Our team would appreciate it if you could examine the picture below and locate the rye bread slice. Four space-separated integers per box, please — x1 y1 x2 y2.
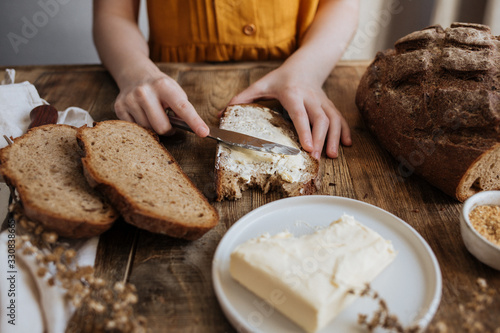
215 104 319 201
0 124 118 238
77 120 219 240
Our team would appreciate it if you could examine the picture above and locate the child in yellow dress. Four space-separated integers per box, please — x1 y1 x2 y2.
93 0 359 159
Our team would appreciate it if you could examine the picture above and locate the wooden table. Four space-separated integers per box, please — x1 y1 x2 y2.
3 61 499 332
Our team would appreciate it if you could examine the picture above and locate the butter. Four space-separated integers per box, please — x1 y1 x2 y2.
218 105 309 183
229 214 397 333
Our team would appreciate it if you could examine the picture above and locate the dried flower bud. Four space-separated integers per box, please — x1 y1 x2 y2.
19 218 29 230
22 246 36 255
105 320 117 330
101 289 113 302
75 266 94 279
64 249 76 262
476 277 487 291
20 235 30 242
42 232 58 244
89 300 106 313
53 246 65 257
34 225 44 235
56 263 67 273
72 297 82 308
93 278 106 288
114 282 126 293
27 221 37 230
43 253 57 264
113 302 124 311
37 267 48 278
125 293 138 304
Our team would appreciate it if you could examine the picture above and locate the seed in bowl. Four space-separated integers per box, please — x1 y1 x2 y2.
469 205 500 246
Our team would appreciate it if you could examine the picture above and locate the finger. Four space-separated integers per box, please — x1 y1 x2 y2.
324 103 351 158
308 105 329 160
280 98 314 153
340 117 352 147
117 95 150 128
153 79 209 137
229 82 268 105
114 101 135 123
125 84 172 134
325 113 342 159
168 98 209 137
136 92 173 135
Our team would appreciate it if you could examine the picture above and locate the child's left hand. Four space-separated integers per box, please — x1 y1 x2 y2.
229 65 352 160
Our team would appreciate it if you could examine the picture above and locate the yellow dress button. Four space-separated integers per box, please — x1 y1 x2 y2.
242 24 256 36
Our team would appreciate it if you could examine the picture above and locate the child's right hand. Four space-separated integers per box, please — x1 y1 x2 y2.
113 71 209 138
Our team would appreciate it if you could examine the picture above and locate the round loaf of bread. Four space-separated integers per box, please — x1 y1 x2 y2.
356 22 500 202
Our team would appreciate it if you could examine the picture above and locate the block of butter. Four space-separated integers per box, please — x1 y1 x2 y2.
229 214 397 333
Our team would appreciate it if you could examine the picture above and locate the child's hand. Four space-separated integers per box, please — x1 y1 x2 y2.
229 66 351 160
114 71 209 137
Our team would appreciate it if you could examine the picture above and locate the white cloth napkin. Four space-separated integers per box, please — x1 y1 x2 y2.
0 70 94 150
0 69 98 333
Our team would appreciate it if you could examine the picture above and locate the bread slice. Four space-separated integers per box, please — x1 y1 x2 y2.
215 104 319 201
0 125 118 238
77 120 219 240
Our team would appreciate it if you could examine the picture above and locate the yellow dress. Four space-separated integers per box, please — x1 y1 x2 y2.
147 0 319 62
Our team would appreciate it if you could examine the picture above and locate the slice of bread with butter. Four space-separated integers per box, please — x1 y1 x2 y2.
215 104 319 201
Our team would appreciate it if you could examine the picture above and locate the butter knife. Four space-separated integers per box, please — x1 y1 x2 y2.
166 112 300 155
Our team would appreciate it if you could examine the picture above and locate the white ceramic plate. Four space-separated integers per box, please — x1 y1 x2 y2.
212 196 442 333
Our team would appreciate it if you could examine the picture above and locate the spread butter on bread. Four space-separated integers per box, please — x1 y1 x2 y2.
0 125 118 238
77 120 219 240
215 104 319 201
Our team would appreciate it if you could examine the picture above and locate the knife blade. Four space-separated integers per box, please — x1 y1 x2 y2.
166 111 300 155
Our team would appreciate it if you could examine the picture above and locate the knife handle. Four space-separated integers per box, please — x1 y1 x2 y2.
28 104 58 129
166 109 195 133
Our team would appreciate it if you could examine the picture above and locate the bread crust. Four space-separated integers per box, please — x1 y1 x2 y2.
77 120 219 240
215 104 319 201
356 23 500 201
0 124 118 238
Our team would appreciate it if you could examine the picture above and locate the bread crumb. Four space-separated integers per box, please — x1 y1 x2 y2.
469 205 500 246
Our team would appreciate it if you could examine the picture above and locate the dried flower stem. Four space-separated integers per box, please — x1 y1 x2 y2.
349 284 420 333
10 202 147 332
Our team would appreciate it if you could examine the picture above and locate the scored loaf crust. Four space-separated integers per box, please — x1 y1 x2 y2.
0 125 118 238
356 22 500 202
215 104 319 201
77 120 219 240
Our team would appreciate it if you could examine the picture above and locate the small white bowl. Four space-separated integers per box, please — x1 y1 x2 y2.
461 191 500 270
